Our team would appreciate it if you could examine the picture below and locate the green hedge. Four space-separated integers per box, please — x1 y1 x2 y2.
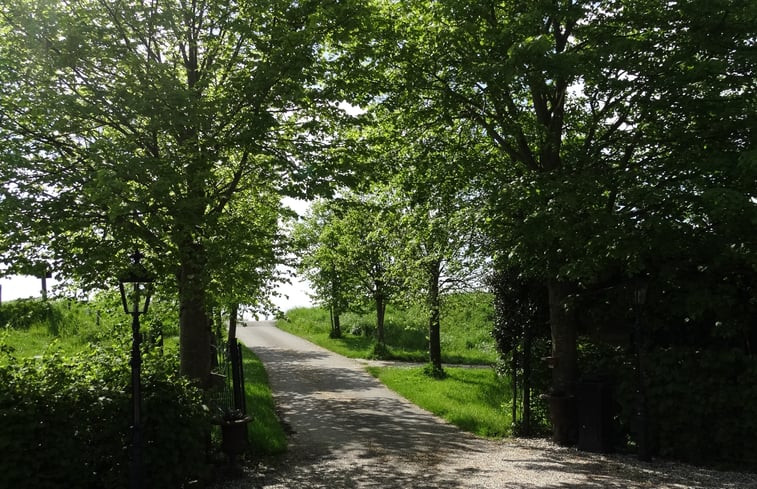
582 344 757 470
644 348 757 470
0 343 211 489
0 298 61 331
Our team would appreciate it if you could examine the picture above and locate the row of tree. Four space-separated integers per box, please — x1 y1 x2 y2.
1 0 755 450
0 0 367 384
292 182 484 372
295 0 756 446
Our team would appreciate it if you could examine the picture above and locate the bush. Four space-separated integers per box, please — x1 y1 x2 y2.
643 348 757 470
0 341 211 489
579 343 757 471
0 298 61 331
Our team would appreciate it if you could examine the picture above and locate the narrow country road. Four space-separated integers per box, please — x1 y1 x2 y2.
225 321 757 489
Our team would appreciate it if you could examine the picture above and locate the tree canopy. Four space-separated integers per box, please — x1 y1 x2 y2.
0 0 369 382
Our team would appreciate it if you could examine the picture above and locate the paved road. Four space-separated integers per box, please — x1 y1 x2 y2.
231 321 757 489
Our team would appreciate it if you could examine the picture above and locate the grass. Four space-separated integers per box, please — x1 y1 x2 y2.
241 345 288 455
1 298 288 456
274 295 510 441
0 299 106 360
366 365 512 438
277 292 497 365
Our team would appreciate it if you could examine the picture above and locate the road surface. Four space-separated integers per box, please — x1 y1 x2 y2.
225 321 756 489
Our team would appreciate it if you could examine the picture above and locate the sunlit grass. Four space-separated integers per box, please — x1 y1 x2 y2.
241 345 288 455
366 365 511 438
278 293 497 365
0 324 88 362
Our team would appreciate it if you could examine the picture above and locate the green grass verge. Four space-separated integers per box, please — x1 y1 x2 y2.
278 292 497 364
241 345 287 456
366 365 512 438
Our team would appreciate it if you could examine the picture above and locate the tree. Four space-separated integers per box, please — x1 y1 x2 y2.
366 0 624 441
293 199 355 338
296 192 406 351
357 0 756 443
0 0 365 383
398 188 485 376
369 110 489 375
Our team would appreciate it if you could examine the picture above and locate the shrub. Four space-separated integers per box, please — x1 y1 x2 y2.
579 343 757 471
0 341 211 489
643 347 757 470
0 298 60 331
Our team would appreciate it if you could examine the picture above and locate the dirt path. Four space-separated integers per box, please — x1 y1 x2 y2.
222 320 757 489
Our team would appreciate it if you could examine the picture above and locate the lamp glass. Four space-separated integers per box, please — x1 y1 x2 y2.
118 251 154 315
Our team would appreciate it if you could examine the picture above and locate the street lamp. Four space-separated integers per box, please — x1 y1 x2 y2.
119 250 154 489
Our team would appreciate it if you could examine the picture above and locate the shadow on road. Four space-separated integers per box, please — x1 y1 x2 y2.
249 345 482 459
230 323 757 489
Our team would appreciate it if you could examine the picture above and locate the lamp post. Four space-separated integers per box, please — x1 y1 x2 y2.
119 250 154 489
632 280 650 461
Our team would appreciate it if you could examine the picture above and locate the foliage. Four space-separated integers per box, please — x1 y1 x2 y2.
0 298 61 331
291 199 357 337
0 342 210 489
643 348 757 471
423 362 447 379
293 193 409 344
0 0 369 382
348 0 757 449
489 267 552 435
579 341 757 471
366 365 511 438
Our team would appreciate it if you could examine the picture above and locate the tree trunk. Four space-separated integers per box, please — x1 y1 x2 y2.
376 294 386 345
427 260 443 372
522 323 532 436
178 251 211 386
332 310 342 338
228 303 244 411
228 303 238 343
547 279 577 445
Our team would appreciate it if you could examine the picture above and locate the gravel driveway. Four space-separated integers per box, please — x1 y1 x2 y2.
215 320 757 489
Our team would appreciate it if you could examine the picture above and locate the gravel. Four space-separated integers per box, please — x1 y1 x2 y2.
210 321 757 489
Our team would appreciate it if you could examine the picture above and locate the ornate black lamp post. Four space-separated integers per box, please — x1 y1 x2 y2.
119 250 154 489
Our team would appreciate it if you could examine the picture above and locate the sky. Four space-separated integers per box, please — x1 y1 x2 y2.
1 198 315 314
0 271 313 314
0 274 54 303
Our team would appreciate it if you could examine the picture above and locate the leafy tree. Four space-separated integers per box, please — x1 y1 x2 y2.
357 0 756 443
372 113 489 375
0 0 365 383
296 192 406 350
293 199 355 338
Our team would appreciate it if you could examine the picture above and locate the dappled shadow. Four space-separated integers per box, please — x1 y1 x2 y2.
247 452 483 489
477 442 757 489
232 323 757 489
246 344 482 459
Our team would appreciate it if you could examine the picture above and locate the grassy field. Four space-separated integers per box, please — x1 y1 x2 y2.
277 292 497 364
366 365 512 438
0 298 109 360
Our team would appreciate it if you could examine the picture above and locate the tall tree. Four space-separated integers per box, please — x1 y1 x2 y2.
0 0 365 383
361 0 756 442
293 199 354 338
370 0 626 441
